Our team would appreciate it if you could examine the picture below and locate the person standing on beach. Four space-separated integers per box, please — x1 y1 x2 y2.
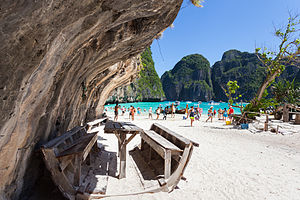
131 106 136 121
171 103 175 118
217 108 222 120
189 106 195 126
129 106 132 120
223 108 228 121
206 106 213 122
163 107 168 120
156 107 161 120
228 106 234 122
149 107 153 119
114 103 119 121
185 104 189 118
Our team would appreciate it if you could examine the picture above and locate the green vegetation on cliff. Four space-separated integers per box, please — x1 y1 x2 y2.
161 54 213 101
136 47 165 101
107 47 165 103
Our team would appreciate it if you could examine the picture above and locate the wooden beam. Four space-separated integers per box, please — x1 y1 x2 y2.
164 150 171 179
125 132 138 145
74 154 82 186
119 133 127 179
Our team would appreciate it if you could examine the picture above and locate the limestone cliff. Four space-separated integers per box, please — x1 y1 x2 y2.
161 54 213 101
0 1 183 199
106 47 165 103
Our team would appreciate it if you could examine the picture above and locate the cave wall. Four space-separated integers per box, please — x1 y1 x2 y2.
0 0 183 199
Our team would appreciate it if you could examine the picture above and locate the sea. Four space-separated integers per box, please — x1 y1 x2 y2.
105 101 245 114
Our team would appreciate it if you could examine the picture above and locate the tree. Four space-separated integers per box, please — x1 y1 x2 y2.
253 14 300 106
190 0 204 7
225 80 243 113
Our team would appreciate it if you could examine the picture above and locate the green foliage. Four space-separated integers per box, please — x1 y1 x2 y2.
272 79 300 105
224 80 241 105
136 47 165 101
254 14 300 104
190 0 204 7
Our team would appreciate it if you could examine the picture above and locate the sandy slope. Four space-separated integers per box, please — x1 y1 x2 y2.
99 112 300 200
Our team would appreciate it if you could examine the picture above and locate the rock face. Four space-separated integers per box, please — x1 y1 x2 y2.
211 49 300 101
0 0 182 199
161 54 213 101
211 50 266 101
106 47 165 103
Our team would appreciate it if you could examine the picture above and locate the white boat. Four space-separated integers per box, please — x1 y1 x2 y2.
208 100 220 105
175 101 180 106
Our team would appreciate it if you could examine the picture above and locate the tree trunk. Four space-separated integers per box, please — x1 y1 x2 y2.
253 70 281 106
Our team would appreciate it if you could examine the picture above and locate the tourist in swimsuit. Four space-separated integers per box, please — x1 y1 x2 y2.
185 104 189 118
189 106 195 126
206 106 213 122
223 108 228 121
156 107 161 120
131 106 136 121
171 103 175 118
114 103 119 121
228 106 234 122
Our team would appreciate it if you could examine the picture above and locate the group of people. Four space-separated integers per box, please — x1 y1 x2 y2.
205 106 234 123
112 103 234 126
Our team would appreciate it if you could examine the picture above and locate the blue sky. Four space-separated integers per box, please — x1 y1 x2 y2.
151 0 300 77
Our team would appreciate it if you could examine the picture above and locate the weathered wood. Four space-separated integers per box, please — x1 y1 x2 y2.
74 154 81 186
119 133 127 179
283 104 289 122
295 114 300 124
125 132 138 145
142 130 182 153
164 150 171 179
151 123 199 148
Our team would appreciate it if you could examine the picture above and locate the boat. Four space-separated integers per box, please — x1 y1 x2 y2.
208 100 220 105
198 101 202 104
175 101 180 106
186 101 192 104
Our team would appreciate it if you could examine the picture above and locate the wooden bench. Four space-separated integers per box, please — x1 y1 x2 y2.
42 126 98 188
140 123 199 180
86 117 108 132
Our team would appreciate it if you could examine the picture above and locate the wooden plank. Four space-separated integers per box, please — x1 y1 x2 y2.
113 122 122 129
143 130 182 152
104 121 115 133
56 134 96 158
125 132 138 145
151 123 199 147
42 126 83 148
141 131 167 158
82 133 98 161
119 133 127 179
164 150 171 179
74 154 81 187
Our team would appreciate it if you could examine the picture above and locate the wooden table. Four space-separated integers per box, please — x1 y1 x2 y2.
104 120 142 179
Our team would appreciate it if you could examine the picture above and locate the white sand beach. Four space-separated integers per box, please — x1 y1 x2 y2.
94 112 300 200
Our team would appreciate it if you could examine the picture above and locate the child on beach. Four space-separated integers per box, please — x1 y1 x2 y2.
189 106 195 126
206 106 213 123
223 108 228 121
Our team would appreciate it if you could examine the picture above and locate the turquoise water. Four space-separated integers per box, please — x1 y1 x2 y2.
105 101 245 114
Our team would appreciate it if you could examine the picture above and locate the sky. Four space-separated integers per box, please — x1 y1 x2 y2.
150 0 300 77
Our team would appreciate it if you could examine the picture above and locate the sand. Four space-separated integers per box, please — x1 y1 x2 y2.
94 112 300 200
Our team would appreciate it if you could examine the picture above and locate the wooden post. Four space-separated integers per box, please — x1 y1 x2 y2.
148 147 152 163
74 154 81 186
295 114 300 125
119 133 126 179
264 115 269 131
283 104 289 122
164 150 171 179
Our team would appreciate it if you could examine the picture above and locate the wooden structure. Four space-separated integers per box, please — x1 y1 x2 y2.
42 121 199 199
41 126 98 200
104 120 142 178
140 123 199 187
86 117 108 132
